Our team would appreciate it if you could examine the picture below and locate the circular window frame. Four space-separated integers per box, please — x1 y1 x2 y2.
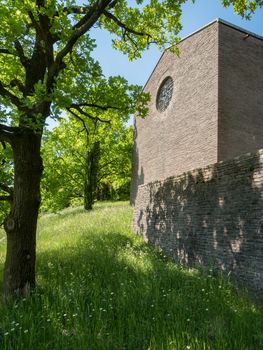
156 76 174 112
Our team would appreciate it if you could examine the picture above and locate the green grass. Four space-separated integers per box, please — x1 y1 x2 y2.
0 201 262 350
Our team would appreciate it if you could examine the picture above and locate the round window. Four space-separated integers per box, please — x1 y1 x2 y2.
156 76 174 112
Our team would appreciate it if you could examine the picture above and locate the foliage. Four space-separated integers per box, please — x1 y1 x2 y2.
1 0 188 294
222 0 263 18
0 0 262 294
0 0 186 128
0 202 263 349
0 0 166 292
41 116 133 212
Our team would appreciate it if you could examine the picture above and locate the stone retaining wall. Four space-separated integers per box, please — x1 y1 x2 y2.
133 149 263 300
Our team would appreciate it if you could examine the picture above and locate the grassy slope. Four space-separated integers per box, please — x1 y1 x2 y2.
0 202 262 350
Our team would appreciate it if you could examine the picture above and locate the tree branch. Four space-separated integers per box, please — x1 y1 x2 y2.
66 107 90 135
1 140 6 150
103 10 150 38
1 42 29 69
55 0 117 16
59 161 83 186
48 0 113 87
0 182 13 204
0 195 12 202
0 124 19 143
27 10 41 33
0 183 13 195
60 0 112 53
74 103 120 111
14 40 29 68
0 81 25 110
10 79 26 95
97 170 120 183
98 159 115 171
124 31 141 58
0 48 15 56
54 5 91 16
68 104 111 124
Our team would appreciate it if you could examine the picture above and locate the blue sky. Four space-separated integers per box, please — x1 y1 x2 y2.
90 0 263 87
47 1 263 128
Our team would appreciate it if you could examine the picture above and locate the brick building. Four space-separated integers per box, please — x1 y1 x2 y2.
131 19 263 205
131 19 263 300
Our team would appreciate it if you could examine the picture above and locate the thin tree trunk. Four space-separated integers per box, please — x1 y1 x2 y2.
3 130 43 296
84 141 100 210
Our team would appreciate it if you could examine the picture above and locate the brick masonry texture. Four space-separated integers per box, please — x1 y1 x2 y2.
130 21 219 205
131 20 263 301
133 149 263 301
218 24 263 161
131 21 263 205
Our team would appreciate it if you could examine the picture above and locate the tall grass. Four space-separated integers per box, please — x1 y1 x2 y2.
0 202 262 349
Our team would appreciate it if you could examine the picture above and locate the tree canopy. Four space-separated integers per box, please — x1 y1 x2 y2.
0 0 262 296
222 0 263 18
0 0 187 295
41 116 133 212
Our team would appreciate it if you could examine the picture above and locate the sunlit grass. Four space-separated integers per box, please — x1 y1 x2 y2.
0 201 262 349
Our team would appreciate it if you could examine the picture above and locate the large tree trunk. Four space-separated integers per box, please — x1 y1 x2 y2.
84 141 100 210
3 130 43 296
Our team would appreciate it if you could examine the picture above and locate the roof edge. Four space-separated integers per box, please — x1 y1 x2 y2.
142 18 263 92
178 18 263 46
217 18 263 41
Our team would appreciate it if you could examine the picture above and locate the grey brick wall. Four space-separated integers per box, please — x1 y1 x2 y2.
133 149 263 300
131 20 263 300
131 21 219 204
218 23 263 161
131 20 263 206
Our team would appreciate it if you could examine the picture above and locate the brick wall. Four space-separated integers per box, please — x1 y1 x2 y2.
130 21 219 204
131 21 263 207
218 23 263 161
133 149 263 300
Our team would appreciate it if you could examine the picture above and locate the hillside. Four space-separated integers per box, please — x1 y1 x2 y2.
0 202 262 350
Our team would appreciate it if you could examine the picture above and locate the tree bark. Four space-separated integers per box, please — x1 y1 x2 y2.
84 141 100 210
3 130 43 296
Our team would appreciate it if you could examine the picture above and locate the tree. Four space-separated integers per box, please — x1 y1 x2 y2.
41 116 132 212
222 0 263 18
0 144 13 227
84 140 100 209
0 0 261 297
0 0 187 296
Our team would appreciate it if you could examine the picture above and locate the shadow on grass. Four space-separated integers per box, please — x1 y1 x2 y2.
35 231 263 350
0 230 262 350
135 152 263 303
